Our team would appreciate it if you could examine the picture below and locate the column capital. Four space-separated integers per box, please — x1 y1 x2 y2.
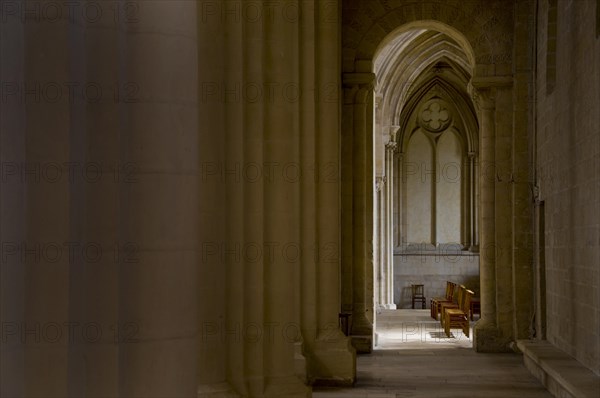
343 72 376 89
375 176 386 192
343 73 376 104
468 75 512 112
468 85 496 111
385 141 397 152
389 125 400 143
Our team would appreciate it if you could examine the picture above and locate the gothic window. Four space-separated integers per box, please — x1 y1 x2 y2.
397 92 476 252
404 98 465 248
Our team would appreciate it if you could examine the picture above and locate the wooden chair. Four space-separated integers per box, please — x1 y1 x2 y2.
444 289 474 338
411 284 426 309
430 281 457 320
439 285 466 328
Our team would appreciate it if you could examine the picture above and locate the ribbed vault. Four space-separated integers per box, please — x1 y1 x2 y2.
373 27 476 175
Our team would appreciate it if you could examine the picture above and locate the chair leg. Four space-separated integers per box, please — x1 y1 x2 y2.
444 313 451 338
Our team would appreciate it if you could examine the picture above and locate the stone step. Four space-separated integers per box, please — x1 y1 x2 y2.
517 340 600 398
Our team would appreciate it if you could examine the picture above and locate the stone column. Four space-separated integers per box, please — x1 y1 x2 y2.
383 140 398 309
396 152 405 249
117 2 199 396
2 2 200 396
20 6 72 396
0 4 26 396
470 78 512 352
471 85 499 351
468 152 478 251
199 0 352 394
375 176 386 310
342 73 375 353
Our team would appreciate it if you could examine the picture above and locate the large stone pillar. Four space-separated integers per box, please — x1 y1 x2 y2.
2 2 200 396
301 0 356 386
116 2 199 396
20 5 72 396
199 0 352 395
342 73 375 353
0 3 26 396
470 78 513 352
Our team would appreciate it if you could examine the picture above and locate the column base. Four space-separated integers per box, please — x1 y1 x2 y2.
294 341 308 384
350 335 373 353
350 317 373 353
309 330 356 386
473 319 512 352
197 383 240 398
263 376 311 398
377 303 397 310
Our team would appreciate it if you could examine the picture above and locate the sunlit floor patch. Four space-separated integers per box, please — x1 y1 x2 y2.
375 309 473 350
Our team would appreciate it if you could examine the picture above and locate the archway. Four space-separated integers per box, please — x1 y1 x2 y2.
372 24 480 348
341 0 525 354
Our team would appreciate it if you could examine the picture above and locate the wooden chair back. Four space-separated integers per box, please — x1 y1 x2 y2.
445 282 457 301
462 290 474 313
455 285 466 306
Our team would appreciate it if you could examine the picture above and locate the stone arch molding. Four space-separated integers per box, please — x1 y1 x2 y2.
342 0 515 352
343 0 513 73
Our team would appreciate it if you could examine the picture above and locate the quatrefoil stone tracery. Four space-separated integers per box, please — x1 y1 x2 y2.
419 100 451 132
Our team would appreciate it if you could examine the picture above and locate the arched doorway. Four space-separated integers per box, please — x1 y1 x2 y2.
372 25 480 347
341 0 526 354
374 23 479 309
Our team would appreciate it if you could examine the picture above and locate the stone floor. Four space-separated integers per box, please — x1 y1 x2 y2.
313 309 552 398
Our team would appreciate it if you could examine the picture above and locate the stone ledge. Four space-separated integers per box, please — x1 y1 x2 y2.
517 340 600 398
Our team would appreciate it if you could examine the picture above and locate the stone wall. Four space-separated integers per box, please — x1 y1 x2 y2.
535 0 600 376
393 253 480 309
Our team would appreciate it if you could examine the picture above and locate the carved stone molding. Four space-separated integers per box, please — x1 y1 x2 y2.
418 99 452 132
343 73 376 89
469 85 497 112
375 176 386 192
468 75 513 112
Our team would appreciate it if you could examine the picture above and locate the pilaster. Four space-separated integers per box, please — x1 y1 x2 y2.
342 72 376 353
469 77 514 352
